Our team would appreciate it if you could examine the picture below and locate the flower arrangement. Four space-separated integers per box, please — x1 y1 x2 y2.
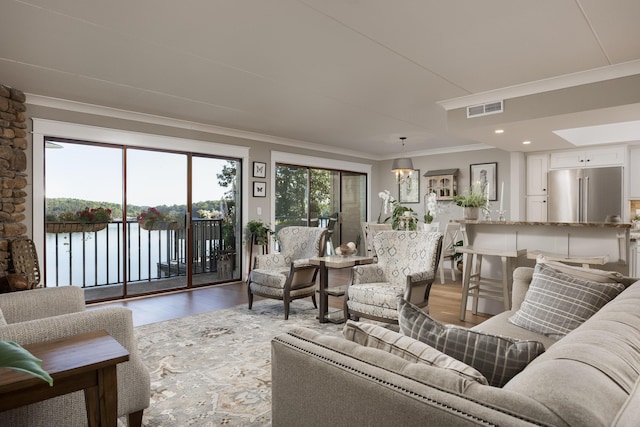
54 207 112 223
137 207 180 230
197 209 225 220
424 192 439 224
378 190 418 231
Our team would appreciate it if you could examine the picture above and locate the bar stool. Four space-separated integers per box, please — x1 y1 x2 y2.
526 250 608 269
457 246 527 321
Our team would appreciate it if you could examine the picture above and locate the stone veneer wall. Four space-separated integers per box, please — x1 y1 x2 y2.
0 84 28 275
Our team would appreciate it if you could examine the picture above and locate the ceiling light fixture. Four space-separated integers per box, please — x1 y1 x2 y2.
522 140 531 145
494 129 504 134
391 137 414 187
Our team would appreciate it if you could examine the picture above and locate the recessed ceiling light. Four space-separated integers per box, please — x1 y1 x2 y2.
522 140 531 145
494 129 504 134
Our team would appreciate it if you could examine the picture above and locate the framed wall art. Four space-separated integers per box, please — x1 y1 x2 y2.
253 161 266 178
253 181 266 197
470 162 497 201
398 169 420 203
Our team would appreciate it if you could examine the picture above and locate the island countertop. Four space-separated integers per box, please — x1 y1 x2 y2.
453 220 631 229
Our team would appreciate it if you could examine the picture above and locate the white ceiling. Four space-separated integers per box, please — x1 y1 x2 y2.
2 0 640 159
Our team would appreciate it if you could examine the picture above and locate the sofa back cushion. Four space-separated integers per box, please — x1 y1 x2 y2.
343 320 488 384
503 280 640 427
508 263 626 339
398 299 545 387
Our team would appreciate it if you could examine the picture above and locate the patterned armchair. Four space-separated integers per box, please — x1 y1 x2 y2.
345 230 443 324
248 226 328 319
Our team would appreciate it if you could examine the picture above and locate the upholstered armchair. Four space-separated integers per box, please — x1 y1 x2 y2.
345 230 443 324
248 226 328 319
0 286 150 427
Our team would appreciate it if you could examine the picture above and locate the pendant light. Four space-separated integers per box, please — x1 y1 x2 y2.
391 137 414 186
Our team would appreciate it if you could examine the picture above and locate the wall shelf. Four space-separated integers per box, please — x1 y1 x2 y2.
424 169 458 201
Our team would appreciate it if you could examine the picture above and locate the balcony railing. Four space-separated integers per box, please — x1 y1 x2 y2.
45 218 237 289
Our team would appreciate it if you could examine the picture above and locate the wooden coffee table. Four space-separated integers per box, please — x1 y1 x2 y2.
309 255 374 323
0 330 129 426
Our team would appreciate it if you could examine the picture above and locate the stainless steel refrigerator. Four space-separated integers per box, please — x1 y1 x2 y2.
547 166 623 222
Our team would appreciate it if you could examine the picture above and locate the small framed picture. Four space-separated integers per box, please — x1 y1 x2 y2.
253 181 266 197
398 169 420 203
253 161 266 178
470 162 497 201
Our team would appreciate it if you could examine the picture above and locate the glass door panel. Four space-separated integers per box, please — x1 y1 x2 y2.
44 140 124 300
340 172 367 253
126 149 187 296
275 165 309 230
191 157 242 284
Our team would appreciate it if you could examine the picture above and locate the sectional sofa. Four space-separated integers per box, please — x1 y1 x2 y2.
271 262 640 426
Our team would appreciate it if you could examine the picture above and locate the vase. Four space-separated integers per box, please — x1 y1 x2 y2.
422 222 440 232
140 221 183 231
463 207 480 220
46 222 108 233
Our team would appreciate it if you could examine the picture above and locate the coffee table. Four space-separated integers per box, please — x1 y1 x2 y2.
309 255 374 323
0 330 129 426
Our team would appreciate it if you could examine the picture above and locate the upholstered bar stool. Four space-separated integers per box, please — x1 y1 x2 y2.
457 245 527 321
526 250 608 269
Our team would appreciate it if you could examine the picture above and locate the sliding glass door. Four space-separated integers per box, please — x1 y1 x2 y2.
44 138 242 301
275 164 366 253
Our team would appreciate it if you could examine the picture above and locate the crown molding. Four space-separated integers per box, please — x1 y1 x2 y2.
25 93 379 160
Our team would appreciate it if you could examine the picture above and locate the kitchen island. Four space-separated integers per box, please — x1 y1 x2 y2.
453 220 631 315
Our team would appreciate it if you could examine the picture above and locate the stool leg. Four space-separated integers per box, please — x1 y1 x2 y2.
500 255 510 311
459 253 473 321
471 255 482 315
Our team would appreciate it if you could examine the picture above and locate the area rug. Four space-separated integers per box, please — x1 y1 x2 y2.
134 299 344 426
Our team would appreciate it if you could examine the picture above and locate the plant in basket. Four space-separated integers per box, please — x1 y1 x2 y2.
137 207 181 230
76 207 112 223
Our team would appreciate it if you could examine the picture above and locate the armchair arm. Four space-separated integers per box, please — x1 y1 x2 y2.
254 253 291 269
0 286 86 324
404 270 437 308
352 264 385 285
0 307 150 422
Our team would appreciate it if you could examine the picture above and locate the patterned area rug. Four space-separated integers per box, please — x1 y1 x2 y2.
134 299 344 426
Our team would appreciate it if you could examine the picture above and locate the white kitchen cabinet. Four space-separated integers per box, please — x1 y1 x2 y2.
526 195 547 222
629 146 640 199
549 146 625 169
526 154 548 196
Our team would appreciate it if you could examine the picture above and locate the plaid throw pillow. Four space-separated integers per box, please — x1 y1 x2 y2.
398 299 544 387
343 320 488 385
508 263 626 339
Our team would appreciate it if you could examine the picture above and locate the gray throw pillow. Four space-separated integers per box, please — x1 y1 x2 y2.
343 320 488 385
508 263 626 339
398 298 544 387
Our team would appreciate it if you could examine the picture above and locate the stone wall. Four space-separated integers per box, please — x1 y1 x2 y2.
0 84 28 275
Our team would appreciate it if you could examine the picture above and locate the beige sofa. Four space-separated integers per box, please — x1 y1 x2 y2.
0 286 150 427
271 266 640 426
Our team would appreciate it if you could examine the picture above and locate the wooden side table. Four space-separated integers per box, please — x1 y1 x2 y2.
309 255 373 323
0 330 129 427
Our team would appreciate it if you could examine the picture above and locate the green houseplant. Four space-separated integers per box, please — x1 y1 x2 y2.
452 183 488 220
246 219 274 245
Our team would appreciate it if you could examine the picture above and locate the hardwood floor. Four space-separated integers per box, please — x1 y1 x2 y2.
90 269 491 328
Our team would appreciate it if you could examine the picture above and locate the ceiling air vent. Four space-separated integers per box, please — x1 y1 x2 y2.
466 100 503 118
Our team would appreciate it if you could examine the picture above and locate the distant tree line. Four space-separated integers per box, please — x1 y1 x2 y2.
45 198 234 221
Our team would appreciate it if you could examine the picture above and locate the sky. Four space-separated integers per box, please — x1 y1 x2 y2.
46 142 233 206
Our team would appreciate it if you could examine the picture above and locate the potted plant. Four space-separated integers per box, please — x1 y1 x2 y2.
46 207 112 233
378 190 418 230
137 207 182 230
423 192 440 231
246 219 274 245
452 183 488 220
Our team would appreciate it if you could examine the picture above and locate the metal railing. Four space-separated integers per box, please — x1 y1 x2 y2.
45 219 237 288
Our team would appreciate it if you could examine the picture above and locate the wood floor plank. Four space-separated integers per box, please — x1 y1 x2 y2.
90 268 491 328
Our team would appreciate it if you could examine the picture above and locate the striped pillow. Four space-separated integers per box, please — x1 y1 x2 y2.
398 299 544 387
508 263 626 339
343 320 488 384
